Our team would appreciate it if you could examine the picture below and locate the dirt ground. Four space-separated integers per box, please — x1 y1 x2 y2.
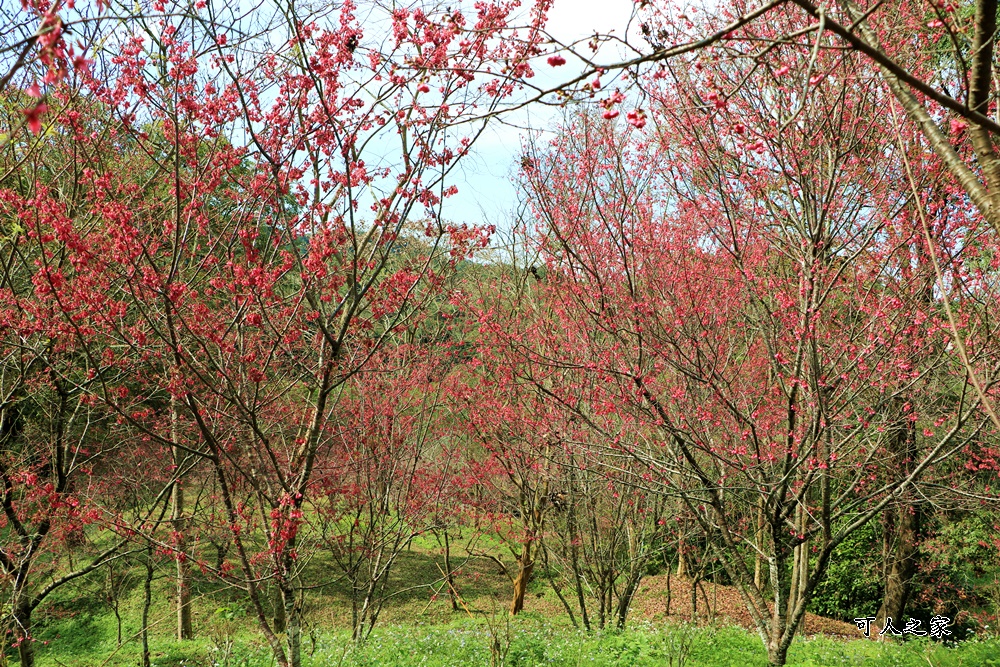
629 572 860 637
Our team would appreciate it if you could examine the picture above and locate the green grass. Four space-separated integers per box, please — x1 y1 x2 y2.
30 609 1000 667
17 533 1000 667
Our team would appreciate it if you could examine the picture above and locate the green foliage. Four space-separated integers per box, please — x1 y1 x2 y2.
809 521 882 621
805 510 1000 633
212 603 247 622
913 510 1000 634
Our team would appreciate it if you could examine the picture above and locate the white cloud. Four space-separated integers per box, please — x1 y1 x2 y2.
547 0 635 45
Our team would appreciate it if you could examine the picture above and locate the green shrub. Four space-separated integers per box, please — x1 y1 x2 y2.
809 522 882 621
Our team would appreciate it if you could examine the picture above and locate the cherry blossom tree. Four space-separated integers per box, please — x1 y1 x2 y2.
497 31 1000 661
0 0 558 665
0 100 138 667
315 344 462 641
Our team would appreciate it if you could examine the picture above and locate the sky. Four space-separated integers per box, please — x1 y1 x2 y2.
444 0 638 235
63 0 639 238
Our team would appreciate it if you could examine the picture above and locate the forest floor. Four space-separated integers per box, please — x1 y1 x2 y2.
631 575 859 637
288 538 860 638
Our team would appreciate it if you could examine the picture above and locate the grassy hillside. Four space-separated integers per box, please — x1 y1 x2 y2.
23 535 1000 667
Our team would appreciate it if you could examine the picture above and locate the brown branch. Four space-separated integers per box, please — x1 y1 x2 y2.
791 0 1000 135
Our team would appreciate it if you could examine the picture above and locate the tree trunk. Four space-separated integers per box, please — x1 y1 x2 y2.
350 583 360 642
541 541 578 628
282 580 301 667
788 542 801 628
788 507 808 633
665 561 672 616
615 576 641 629
690 574 699 622
510 539 533 615
566 469 591 631
273 584 287 633
443 529 459 611
108 566 123 645
171 397 192 641
13 600 33 667
141 545 154 667
875 416 921 637
754 499 766 589
766 641 788 667
796 535 808 633
677 534 689 578
876 503 919 637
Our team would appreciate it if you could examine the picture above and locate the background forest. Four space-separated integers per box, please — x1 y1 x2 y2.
1 0 1000 666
